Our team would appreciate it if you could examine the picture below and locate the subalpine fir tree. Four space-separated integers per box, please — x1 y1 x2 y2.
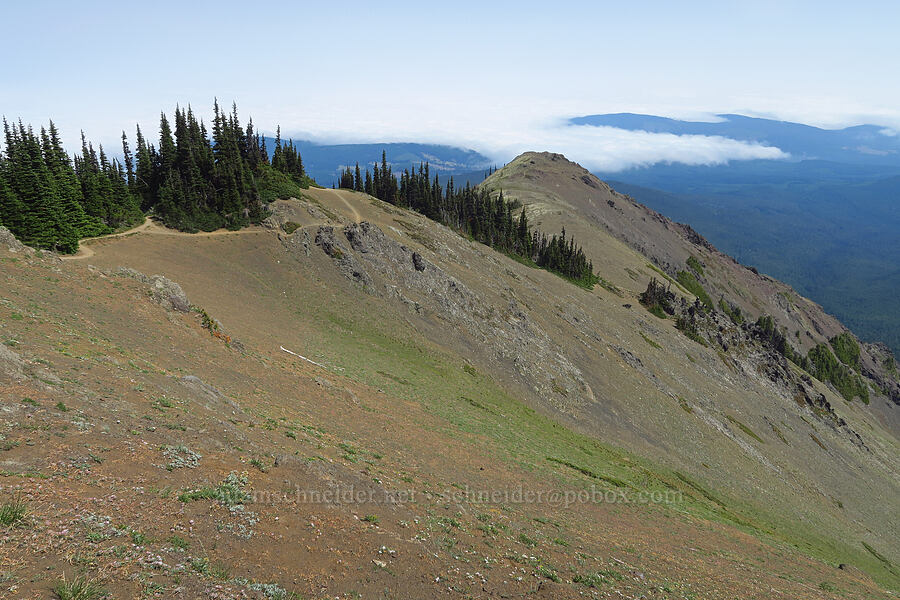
43 123 105 238
122 132 134 188
0 169 26 233
133 124 155 210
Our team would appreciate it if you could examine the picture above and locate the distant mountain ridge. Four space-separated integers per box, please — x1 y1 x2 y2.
571 113 900 165
571 113 900 356
263 138 492 187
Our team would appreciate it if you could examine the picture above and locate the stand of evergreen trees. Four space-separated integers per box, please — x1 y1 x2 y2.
341 154 598 287
0 120 142 252
749 314 869 403
1 101 315 251
134 102 313 232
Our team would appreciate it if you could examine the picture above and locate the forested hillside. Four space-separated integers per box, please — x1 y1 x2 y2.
0 102 315 251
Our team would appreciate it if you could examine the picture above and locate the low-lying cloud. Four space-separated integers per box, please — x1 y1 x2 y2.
287 111 790 173
470 124 790 173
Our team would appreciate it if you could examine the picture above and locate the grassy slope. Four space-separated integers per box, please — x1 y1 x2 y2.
0 188 896 597
103 189 900 592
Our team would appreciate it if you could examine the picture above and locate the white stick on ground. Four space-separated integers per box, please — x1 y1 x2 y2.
280 346 328 369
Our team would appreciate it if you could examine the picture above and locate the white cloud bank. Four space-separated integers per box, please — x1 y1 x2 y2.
472 124 790 173
278 96 790 173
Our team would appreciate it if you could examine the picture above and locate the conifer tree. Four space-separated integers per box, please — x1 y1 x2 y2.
133 124 155 210
122 132 134 188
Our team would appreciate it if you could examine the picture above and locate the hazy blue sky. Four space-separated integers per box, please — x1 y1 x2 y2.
3 0 899 170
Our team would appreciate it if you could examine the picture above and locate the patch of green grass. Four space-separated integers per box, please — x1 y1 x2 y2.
769 422 789 445
537 565 560 582
675 315 708 346
168 534 190 550
862 541 898 576
130 529 148 545
676 270 713 308
362 514 379 524
0 498 27 526
191 557 210 574
687 255 705 277
460 396 496 414
375 370 410 386
647 304 668 319
573 569 625 588
640 332 662 350
178 472 249 507
725 415 764 444
718 297 745 325
53 575 107 600
809 433 827 451
56 401 69 412
517 532 537 547
21 397 37 406
673 472 727 509
546 457 630 488
210 562 230 580
283 221 301 235
462 364 478 377
598 277 623 296
154 397 174 410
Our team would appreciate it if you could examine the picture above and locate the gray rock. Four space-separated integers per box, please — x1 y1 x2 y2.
0 344 25 382
179 375 243 414
316 226 372 286
412 252 426 272
314 227 342 258
0 226 32 254
147 276 191 312
180 375 222 399
117 267 191 312
344 222 373 253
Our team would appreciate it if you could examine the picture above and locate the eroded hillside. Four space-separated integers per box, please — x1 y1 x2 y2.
0 180 897 598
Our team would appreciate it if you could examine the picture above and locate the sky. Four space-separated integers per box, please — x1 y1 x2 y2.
2 0 899 171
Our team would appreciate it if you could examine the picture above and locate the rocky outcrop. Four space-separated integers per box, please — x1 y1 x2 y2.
116 267 191 312
315 226 372 287
412 252 426 272
0 343 26 382
179 375 243 414
0 227 35 255
312 221 589 410
861 342 900 406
